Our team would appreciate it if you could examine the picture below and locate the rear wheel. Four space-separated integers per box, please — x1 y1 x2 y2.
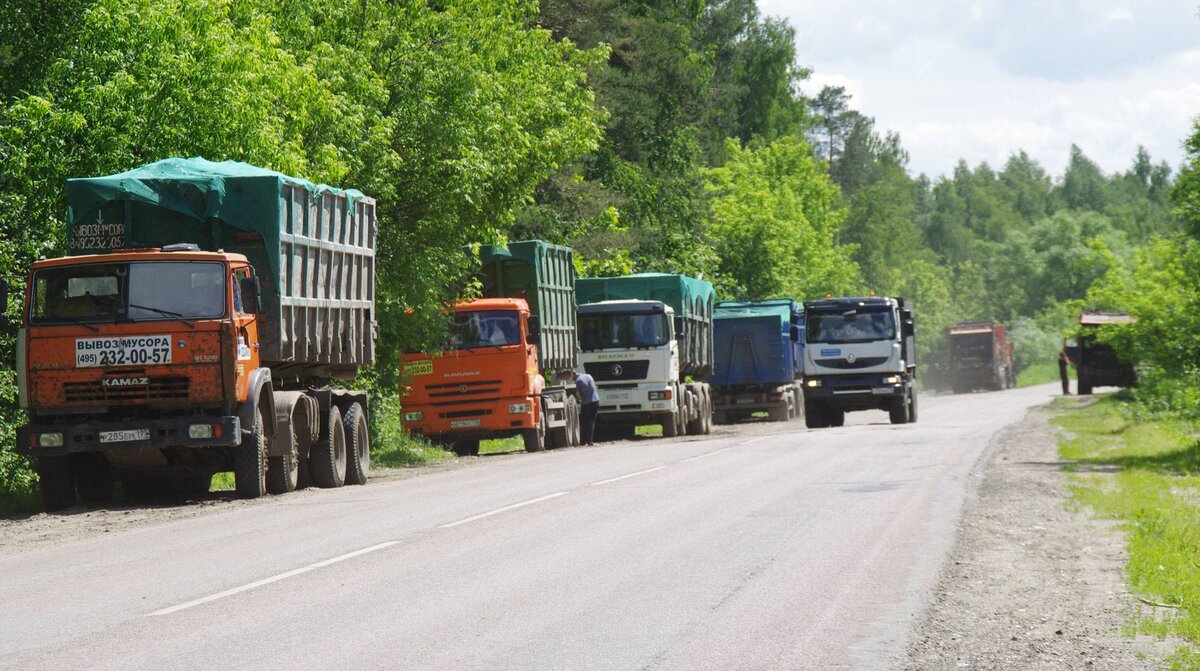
568 397 581 446
343 402 370 485
452 439 480 456
523 409 546 452
234 408 268 499
686 391 705 435
1078 372 1093 395
310 405 347 488
38 456 75 512
908 388 919 423
702 392 712 434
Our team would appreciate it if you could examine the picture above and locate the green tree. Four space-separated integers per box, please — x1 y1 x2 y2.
705 137 858 299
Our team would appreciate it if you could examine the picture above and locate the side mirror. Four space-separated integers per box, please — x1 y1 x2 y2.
526 314 540 345
673 315 684 337
240 276 260 314
790 325 800 341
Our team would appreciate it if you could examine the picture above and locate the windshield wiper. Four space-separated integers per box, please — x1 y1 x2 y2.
130 304 195 328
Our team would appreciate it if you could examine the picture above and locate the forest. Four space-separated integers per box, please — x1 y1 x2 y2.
1 0 1198 502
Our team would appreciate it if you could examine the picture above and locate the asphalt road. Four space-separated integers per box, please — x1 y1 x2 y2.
0 384 1059 670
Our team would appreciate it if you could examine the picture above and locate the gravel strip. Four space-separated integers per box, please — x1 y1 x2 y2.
903 403 1173 670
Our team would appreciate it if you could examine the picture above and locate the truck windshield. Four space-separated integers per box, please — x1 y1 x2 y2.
806 308 896 344
31 261 226 324
579 313 669 350
447 310 521 349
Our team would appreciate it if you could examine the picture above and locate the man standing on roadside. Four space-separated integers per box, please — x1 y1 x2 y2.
575 370 600 446
1058 350 1071 395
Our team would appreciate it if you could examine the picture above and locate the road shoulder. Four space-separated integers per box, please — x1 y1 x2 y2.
903 402 1172 669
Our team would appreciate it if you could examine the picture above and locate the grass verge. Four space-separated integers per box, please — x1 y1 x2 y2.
1018 362 1074 388
1052 394 1200 669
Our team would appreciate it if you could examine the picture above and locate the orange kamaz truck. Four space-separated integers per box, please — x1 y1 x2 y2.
4 158 377 510
400 241 579 455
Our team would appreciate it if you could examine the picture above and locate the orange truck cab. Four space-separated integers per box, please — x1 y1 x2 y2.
400 241 579 455
8 158 378 511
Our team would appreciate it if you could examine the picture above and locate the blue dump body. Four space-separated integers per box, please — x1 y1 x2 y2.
712 299 804 388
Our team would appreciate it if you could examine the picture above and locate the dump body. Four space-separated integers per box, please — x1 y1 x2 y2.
575 273 715 438
574 273 714 378
16 158 378 510
946 322 1014 392
479 240 576 372
67 157 377 380
400 241 581 453
1065 311 1138 394
802 296 918 427
710 299 804 422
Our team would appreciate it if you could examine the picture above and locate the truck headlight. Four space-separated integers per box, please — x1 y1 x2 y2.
508 403 531 414
188 424 215 439
882 375 901 385
38 432 64 448
403 411 423 422
804 379 821 388
648 390 672 400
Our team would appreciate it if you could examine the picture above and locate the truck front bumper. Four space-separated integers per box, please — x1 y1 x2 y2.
17 415 242 457
402 395 537 440
803 373 907 411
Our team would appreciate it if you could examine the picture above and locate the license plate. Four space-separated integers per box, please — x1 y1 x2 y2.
99 429 151 443
76 336 172 368
449 419 481 429
607 392 630 401
405 359 433 376
872 387 895 395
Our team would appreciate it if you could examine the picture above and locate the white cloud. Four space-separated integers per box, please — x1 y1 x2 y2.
758 0 1200 178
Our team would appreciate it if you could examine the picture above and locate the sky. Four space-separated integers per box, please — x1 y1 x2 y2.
758 0 1200 179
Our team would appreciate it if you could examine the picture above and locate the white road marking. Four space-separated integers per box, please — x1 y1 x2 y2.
738 436 770 446
440 492 570 529
590 466 667 486
148 541 400 617
681 447 731 463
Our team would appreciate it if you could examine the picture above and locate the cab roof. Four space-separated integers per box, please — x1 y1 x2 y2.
32 249 248 269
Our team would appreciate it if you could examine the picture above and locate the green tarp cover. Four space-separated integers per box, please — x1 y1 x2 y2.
715 299 799 325
65 157 365 289
574 273 715 320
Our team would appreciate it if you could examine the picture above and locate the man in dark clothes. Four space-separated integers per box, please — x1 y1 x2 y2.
1058 350 1071 395
575 371 600 446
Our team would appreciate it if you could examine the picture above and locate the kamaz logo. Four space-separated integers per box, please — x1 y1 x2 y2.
103 377 149 387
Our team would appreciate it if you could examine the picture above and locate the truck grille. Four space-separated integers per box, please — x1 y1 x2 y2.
426 380 503 399
63 377 190 403
585 360 650 382
814 357 888 370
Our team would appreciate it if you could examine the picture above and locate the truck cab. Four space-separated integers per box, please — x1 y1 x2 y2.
802 296 916 427
16 247 262 502
577 299 681 435
400 240 580 455
401 297 560 454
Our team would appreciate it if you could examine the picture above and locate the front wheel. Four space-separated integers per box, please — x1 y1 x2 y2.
235 408 268 499
827 408 845 427
523 410 546 452
908 388 919 423
804 401 825 429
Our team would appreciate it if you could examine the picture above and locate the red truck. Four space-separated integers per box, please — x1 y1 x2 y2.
946 321 1015 393
7 158 377 510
